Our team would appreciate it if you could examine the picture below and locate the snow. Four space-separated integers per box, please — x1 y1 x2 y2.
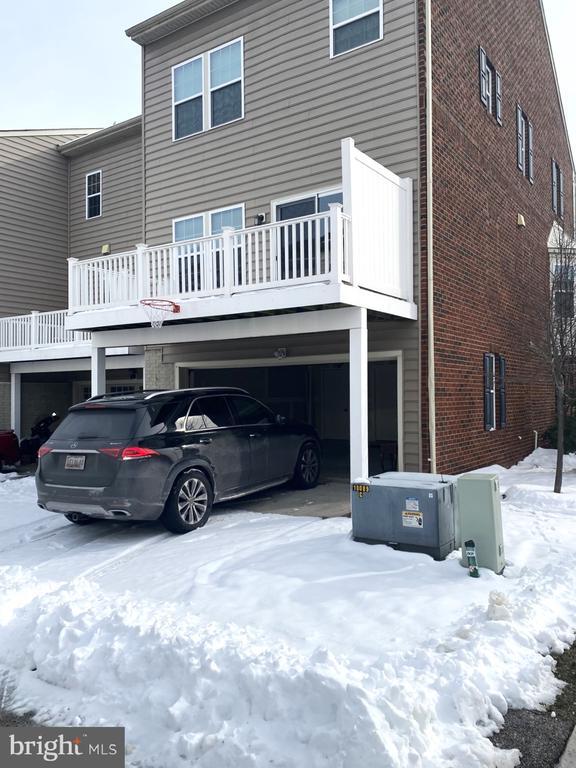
1 452 576 767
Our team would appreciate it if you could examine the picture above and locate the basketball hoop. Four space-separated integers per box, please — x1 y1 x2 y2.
140 298 181 328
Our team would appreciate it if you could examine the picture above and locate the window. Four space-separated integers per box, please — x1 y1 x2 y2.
516 106 534 182
173 38 243 140
228 396 273 426
330 0 383 57
86 171 102 219
483 353 506 431
554 265 574 318
148 397 193 433
478 47 502 125
173 205 244 242
552 159 565 218
196 396 234 429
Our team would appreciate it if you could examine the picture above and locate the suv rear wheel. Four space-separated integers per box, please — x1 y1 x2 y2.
162 469 213 534
292 442 321 489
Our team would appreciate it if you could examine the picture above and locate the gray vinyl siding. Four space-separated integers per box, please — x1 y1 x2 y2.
158 320 420 471
142 0 421 468
69 133 143 260
142 0 419 241
0 134 82 316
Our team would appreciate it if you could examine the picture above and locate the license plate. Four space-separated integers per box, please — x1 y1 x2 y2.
65 455 86 471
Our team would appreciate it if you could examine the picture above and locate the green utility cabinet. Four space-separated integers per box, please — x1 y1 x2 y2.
457 473 505 574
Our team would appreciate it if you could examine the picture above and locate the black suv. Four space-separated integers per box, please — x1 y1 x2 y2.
36 388 321 534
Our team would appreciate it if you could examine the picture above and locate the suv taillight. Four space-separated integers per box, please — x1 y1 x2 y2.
37 446 52 458
98 446 159 461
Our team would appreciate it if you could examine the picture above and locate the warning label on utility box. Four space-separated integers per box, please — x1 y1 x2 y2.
402 510 423 528
405 497 419 511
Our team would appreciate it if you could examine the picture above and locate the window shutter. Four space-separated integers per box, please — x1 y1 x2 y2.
495 71 502 124
552 160 558 214
479 47 488 106
483 353 494 431
516 106 524 172
560 169 565 218
527 121 534 183
497 355 506 429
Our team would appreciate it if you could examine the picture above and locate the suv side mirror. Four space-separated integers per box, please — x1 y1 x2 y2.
276 414 288 425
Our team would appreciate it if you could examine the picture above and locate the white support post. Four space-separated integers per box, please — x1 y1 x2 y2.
349 308 369 481
135 243 148 299
10 372 21 438
222 227 235 294
329 203 344 283
68 258 79 311
30 311 39 348
91 346 106 397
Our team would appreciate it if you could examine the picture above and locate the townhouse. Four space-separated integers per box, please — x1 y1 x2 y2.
0 0 572 478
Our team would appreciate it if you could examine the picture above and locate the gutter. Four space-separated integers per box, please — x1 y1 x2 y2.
425 0 437 473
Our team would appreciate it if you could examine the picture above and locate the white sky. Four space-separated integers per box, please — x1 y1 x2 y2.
0 0 574 154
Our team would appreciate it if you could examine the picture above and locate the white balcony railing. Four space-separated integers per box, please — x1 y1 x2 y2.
67 139 414 322
0 310 90 352
68 207 351 313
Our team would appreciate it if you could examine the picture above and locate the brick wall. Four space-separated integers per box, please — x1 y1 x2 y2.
144 347 175 390
426 0 573 472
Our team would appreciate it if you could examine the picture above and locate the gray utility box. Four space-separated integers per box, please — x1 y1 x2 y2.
457 473 505 574
352 472 458 560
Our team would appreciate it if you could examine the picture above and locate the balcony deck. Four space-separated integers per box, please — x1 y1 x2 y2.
0 310 91 363
66 139 417 332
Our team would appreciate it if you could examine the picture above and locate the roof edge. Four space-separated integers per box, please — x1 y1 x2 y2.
58 116 142 156
0 129 99 138
126 0 240 45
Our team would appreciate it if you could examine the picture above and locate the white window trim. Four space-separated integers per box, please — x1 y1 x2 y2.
172 203 246 242
172 37 244 142
85 169 102 220
271 186 342 222
329 0 383 59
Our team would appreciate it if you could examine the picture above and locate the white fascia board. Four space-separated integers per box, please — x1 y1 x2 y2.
339 284 418 320
0 345 134 365
10 354 144 375
91 307 368 349
66 283 343 332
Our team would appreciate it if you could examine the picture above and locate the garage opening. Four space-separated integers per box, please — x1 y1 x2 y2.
189 360 398 479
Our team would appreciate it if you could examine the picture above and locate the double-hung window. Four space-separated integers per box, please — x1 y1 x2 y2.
516 106 534 182
173 205 244 242
553 264 574 318
552 159 565 218
173 38 243 140
330 0 383 57
483 353 506 431
85 170 102 219
478 47 502 125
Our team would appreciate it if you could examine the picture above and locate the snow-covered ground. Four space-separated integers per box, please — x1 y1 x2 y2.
1 450 576 767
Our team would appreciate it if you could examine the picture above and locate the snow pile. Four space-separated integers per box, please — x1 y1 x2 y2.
0 452 575 767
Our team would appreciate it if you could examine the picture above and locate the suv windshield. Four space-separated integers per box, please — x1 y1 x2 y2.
53 409 139 440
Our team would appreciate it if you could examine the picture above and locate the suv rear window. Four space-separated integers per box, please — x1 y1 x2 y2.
53 409 138 440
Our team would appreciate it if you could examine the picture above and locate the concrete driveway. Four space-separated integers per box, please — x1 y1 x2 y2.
218 478 351 518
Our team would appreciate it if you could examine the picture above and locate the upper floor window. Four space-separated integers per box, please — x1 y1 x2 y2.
516 106 534 183
330 0 383 57
552 159 565 218
173 204 244 242
85 170 102 219
173 38 243 141
478 48 502 125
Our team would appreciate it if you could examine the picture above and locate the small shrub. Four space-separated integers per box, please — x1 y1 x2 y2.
543 416 576 453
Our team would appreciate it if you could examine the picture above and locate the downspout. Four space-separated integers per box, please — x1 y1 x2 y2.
425 0 437 473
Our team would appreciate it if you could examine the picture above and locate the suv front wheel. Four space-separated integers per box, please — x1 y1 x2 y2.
292 442 321 489
162 469 213 534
